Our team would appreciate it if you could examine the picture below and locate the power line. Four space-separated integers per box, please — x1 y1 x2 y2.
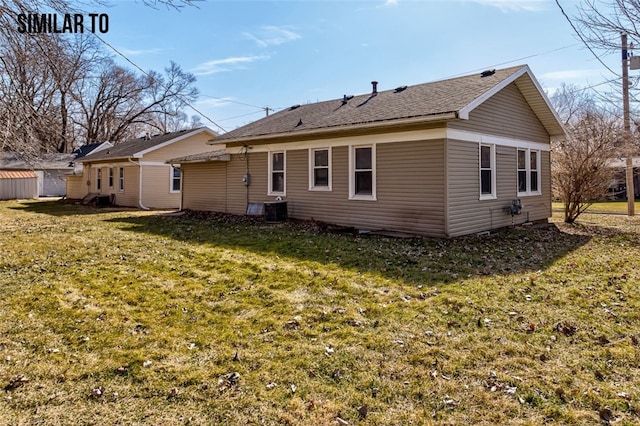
554 0 620 77
92 33 230 134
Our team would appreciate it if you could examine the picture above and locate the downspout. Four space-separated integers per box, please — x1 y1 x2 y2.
128 158 149 210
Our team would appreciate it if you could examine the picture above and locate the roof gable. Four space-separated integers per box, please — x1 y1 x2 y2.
217 65 565 143
78 127 217 162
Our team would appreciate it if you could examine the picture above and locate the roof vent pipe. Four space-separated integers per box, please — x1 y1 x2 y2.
371 81 378 95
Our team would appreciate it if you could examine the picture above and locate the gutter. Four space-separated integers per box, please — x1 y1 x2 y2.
128 158 149 210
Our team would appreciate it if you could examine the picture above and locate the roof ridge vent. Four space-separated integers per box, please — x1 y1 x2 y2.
480 69 496 78
290 104 301 110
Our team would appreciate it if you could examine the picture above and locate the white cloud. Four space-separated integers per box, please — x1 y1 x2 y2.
191 55 268 76
118 47 164 56
196 97 236 108
469 0 547 12
243 25 301 48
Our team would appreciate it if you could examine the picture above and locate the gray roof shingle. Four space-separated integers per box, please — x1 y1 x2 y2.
217 65 542 142
78 127 214 162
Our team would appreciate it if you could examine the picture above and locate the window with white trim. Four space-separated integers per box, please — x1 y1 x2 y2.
171 166 181 193
118 167 124 192
349 145 376 200
269 151 286 195
108 167 115 188
479 144 496 199
517 148 541 195
309 148 331 190
96 168 102 191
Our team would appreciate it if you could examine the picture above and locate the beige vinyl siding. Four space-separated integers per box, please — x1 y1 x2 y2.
143 132 213 163
65 174 86 199
182 162 227 212
282 141 447 236
140 165 180 209
449 82 549 143
446 140 551 237
225 152 268 215
114 166 139 207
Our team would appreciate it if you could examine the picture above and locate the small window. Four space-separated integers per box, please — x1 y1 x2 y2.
108 168 114 188
171 167 181 193
479 144 496 199
517 149 541 196
96 168 102 191
118 167 124 192
349 145 376 200
309 148 331 190
269 151 286 195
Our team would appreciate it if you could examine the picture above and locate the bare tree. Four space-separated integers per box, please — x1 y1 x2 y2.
550 85 622 222
0 0 200 155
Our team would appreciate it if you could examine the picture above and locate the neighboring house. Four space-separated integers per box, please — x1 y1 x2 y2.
72 127 217 209
607 157 640 199
1 152 74 197
0 170 38 200
170 65 566 237
65 142 113 199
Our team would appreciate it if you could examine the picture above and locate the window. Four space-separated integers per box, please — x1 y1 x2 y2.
517 149 541 195
349 145 376 200
309 148 331 190
108 168 114 188
479 144 496 199
96 168 102 191
118 167 124 192
171 167 181 193
269 151 286 195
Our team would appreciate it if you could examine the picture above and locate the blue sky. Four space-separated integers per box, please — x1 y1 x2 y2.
97 0 623 132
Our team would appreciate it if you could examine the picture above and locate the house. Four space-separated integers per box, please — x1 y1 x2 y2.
71 127 217 209
65 142 113 199
170 65 566 237
0 170 38 200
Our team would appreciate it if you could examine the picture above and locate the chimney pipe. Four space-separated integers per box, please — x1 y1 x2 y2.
371 81 378 95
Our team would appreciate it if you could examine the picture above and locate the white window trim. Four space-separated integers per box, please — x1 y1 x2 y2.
308 147 332 191
268 151 286 196
517 148 542 197
349 144 376 201
479 143 497 200
170 166 181 194
118 167 125 193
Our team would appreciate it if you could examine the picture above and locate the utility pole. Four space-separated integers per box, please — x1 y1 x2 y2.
622 33 635 216
264 107 271 117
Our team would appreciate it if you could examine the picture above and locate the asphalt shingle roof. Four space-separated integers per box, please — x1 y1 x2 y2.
79 127 211 162
217 66 529 142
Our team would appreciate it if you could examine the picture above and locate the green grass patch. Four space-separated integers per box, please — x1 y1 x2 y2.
1 200 640 425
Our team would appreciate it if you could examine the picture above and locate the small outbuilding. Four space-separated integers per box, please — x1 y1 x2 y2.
0 170 38 200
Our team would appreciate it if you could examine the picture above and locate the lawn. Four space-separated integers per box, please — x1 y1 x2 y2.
1 199 639 425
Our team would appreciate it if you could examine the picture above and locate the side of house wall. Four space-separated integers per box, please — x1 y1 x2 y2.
66 174 86 199
446 141 551 237
182 162 228 212
140 165 180 209
86 164 140 207
187 137 447 236
445 81 552 237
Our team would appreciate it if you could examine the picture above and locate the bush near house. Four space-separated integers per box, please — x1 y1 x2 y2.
1 200 639 425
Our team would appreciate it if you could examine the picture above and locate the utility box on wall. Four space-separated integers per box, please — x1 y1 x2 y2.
264 200 287 222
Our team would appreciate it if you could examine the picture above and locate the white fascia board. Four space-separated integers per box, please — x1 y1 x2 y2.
132 127 217 158
458 66 530 120
447 129 551 151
